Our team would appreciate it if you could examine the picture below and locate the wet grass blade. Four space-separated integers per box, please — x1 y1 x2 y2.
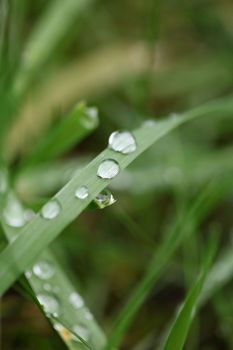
0 192 106 350
161 236 217 350
0 97 233 297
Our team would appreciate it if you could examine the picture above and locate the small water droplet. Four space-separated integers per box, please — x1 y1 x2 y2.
72 325 90 342
142 119 156 128
43 283 52 291
69 292 84 309
33 260 55 280
75 186 89 200
3 194 26 228
83 308 93 320
37 294 60 315
24 208 36 222
108 131 136 154
25 271 32 279
94 189 116 209
81 107 98 129
169 112 178 121
41 199 61 219
97 159 120 179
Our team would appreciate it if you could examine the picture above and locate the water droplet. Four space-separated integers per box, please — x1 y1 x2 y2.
72 325 90 342
169 112 178 121
75 186 89 200
83 308 93 320
37 294 60 315
69 292 84 309
33 260 55 280
97 159 120 179
43 283 52 291
81 107 98 129
3 194 26 228
108 131 136 154
94 189 116 209
142 119 156 128
24 208 36 222
25 271 32 279
0 169 7 193
41 199 61 219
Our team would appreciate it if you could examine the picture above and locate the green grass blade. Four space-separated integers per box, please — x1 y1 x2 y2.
104 176 231 350
13 0 92 97
0 97 233 297
0 191 106 349
200 245 233 304
161 236 217 350
21 102 98 169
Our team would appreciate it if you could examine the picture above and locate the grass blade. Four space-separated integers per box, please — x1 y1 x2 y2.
0 98 233 297
20 102 98 169
104 177 231 350
13 0 92 97
0 191 106 349
161 236 217 350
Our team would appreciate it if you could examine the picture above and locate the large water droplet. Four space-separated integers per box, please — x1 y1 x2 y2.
69 292 84 309
108 131 136 154
72 325 90 342
94 189 116 209
75 186 89 200
97 159 120 179
37 294 60 315
41 199 61 219
33 260 55 280
3 194 26 228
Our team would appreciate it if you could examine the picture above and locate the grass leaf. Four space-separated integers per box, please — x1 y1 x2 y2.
161 235 218 350
0 97 233 297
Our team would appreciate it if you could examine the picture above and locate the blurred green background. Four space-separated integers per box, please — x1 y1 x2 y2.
1 0 233 349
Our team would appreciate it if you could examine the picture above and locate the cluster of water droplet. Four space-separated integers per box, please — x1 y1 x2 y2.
29 258 92 343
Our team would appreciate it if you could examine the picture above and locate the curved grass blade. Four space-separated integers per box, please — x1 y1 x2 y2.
161 236 218 350
0 191 106 350
0 97 233 297
200 245 233 304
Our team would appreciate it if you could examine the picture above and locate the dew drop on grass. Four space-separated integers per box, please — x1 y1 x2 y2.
69 292 84 309
25 271 32 279
3 195 26 228
37 294 60 315
142 119 156 128
95 189 116 209
83 308 93 320
108 131 136 154
81 107 98 129
33 260 55 280
75 186 89 200
72 325 90 342
97 159 120 179
41 199 61 219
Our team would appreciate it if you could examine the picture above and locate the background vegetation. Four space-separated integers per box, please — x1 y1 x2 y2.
1 0 233 349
